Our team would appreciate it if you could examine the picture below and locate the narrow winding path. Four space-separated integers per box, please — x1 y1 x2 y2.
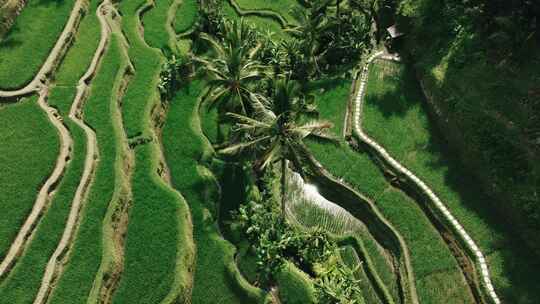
33 2 112 303
0 0 86 97
0 89 73 278
353 51 501 304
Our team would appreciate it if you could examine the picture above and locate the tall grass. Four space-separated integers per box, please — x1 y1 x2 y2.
48 36 125 304
0 97 59 258
143 0 174 51
113 145 187 304
0 0 77 89
0 1 102 294
119 0 163 139
0 124 85 303
111 0 193 302
275 262 317 304
362 59 540 302
175 0 198 34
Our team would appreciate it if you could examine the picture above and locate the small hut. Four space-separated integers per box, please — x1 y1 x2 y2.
386 24 404 39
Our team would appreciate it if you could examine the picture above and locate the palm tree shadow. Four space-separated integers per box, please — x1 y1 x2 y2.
398 60 540 302
0 24 23 49
362 53 540 301
365 62 423 118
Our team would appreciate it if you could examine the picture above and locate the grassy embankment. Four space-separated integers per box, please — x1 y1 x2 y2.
143 0 177 52
234 0 300 24
222 1 289 41
362 59 540 303
175 0 198 34
0 1 103 302
47 33 126 303
275 261 317 304
306 79 474 303
0 0 77 89
0 97 59 258
110 0 195 302
163 80 266 304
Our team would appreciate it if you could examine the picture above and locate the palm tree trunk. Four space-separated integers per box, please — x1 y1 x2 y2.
281 158 287 218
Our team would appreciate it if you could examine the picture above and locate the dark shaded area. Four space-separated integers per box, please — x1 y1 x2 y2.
389 2 540 263
363 53 540 302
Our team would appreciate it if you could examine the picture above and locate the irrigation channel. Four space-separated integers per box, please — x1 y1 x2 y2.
353 51 501 304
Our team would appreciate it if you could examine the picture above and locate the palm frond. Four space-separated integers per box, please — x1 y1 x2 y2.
219 135 271 155
200 33 226 57
259 140 282 169
292 120 334 139
226 112 272 129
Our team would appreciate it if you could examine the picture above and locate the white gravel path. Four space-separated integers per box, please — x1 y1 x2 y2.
0 0 86 97
353 51 501 304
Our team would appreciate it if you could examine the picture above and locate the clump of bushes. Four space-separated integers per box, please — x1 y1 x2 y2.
232 190 363 303
158 55 192 100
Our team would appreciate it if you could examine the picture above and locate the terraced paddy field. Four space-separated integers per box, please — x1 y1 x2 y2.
0 0 537 303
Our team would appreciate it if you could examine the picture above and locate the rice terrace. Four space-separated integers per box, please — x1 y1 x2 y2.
0 0 539 303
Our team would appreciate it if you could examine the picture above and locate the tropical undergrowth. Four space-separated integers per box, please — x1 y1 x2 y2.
230 171 364 304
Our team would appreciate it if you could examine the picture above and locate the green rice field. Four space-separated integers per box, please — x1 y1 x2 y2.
0 0 536 303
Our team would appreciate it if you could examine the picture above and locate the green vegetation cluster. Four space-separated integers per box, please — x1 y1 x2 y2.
232 192 364 304
0 97 59 258
167 2 376 301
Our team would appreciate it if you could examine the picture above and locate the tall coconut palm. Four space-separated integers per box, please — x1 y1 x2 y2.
194 18 269 115
286 0 333 76
219 78 335 217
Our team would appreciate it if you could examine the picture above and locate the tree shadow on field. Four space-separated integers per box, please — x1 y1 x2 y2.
418 91 540 303
308 76 347 92
364 61 423 119
367 56 540 303
0 23 22 49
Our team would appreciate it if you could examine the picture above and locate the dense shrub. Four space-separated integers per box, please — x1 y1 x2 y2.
232 192 364 303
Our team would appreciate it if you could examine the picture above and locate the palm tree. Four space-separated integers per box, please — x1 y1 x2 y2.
194 18 269 115
219 78 335 217
286 0 332 76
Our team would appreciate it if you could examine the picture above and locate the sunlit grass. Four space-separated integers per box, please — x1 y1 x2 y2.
49 35 125 304
0 96 59 258
175 0 198 34
0 0 77 89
